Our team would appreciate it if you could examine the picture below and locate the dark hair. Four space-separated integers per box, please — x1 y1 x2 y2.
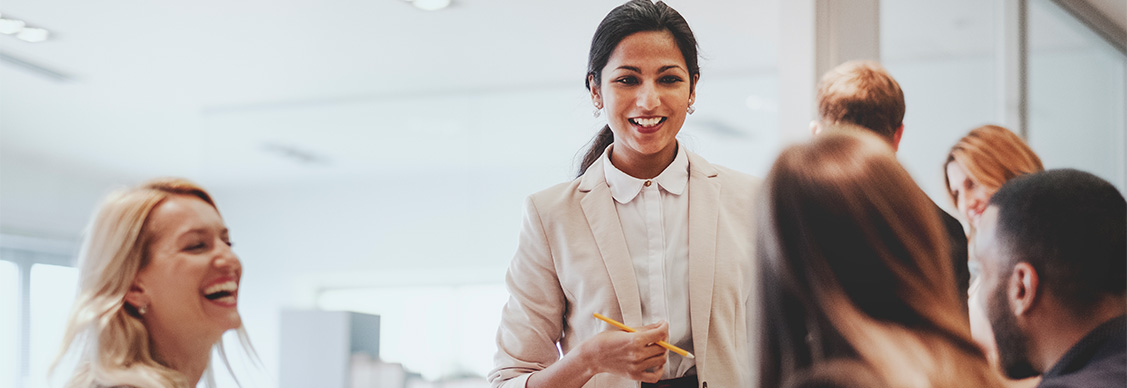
576 0 701 177
988 169 1127 314
756 130 997 388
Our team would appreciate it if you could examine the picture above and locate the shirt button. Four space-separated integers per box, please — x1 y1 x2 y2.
644 180 652 187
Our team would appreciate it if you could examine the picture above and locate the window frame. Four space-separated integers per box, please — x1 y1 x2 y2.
1 234 78 388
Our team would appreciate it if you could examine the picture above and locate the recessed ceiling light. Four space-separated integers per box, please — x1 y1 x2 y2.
0 18 25 35
16 27 48 42
407 0 451 11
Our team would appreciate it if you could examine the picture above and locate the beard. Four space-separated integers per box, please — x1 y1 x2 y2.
987 282 1040 379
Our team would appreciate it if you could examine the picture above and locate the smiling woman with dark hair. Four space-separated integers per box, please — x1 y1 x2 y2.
489 1 759 387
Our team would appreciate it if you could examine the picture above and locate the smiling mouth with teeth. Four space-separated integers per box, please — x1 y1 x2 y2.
202 280 239 305
630 117 666 128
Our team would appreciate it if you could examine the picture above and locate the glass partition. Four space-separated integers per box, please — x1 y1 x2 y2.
1028 0 1127 190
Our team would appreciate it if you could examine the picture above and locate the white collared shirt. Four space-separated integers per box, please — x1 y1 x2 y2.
602 144 695 379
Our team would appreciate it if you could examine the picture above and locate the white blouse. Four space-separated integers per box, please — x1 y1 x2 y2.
601 144 694 379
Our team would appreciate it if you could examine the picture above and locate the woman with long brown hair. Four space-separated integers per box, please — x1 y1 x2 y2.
755 130 1001 388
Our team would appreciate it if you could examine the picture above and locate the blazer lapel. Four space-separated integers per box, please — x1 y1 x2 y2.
579 158 644 327
686 151 720 367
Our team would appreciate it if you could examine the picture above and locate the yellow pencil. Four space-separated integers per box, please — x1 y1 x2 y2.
593 313 695 359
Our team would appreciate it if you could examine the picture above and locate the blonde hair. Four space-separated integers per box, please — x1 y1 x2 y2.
756 130 1001 388
944 125 1044 207
52 178 254 388
816 60 905 142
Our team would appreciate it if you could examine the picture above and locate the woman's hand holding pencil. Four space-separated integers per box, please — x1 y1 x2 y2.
593 313 696 360
579 315 671 383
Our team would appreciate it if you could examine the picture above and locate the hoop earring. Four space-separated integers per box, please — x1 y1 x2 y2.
687 105 695 115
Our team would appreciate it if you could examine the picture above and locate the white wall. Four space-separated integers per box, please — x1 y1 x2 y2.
886 56 1000 215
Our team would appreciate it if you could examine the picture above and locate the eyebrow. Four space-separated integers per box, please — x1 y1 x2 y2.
176 227 228 240
615 65 687 73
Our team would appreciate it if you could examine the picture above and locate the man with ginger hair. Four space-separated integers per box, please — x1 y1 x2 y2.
811 60 971 313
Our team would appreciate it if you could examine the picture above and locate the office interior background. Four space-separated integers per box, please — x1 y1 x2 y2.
1 0 1124 387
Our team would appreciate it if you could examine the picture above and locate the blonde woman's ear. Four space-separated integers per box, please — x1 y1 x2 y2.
124 283 149 314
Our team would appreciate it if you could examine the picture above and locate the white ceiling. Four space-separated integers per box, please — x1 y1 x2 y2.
0 0 1116 189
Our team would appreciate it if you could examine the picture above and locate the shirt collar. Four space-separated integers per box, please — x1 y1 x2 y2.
1042 314 1127 378
602 143 689 204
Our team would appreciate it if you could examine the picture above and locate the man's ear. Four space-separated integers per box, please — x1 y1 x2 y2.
891 124 905 151
1009 262 1040 317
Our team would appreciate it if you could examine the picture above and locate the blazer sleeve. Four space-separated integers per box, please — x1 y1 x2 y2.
488 196 568 388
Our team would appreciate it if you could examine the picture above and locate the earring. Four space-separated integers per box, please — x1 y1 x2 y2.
138 305 148 315
593 104 602 118
687 105 695 115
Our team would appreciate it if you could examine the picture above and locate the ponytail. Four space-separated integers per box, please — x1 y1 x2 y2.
577 126 615 177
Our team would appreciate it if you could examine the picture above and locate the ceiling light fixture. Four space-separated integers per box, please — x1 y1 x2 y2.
404 0 452 11
0 18 25 35
0 13 50 42
17 27 48 42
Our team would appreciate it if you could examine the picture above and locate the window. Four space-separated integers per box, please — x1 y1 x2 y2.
1 240 79 388
1028 0 1126 190
28 264 79 388
0 260 18 388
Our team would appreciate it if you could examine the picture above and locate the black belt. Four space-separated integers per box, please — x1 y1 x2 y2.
641 374 698 388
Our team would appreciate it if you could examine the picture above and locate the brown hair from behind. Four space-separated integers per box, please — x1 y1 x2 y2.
816 61 905 142
944 125 1044 207
754 129 1001 388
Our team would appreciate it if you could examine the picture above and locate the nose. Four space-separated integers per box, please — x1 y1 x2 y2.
636 81 660 111
964 193 978 209
213 242 242 274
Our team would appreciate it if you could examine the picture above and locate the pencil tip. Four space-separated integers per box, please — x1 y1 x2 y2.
686 353 695 359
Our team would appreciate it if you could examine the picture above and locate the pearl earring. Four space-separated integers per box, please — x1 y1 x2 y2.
138 305 148 315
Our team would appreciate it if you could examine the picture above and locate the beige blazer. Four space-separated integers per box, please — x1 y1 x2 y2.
489 151 760 388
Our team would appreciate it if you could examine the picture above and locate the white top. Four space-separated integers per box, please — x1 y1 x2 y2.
602 144 694 379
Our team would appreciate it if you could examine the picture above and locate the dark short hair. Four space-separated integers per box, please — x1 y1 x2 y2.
989 169 1127 313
